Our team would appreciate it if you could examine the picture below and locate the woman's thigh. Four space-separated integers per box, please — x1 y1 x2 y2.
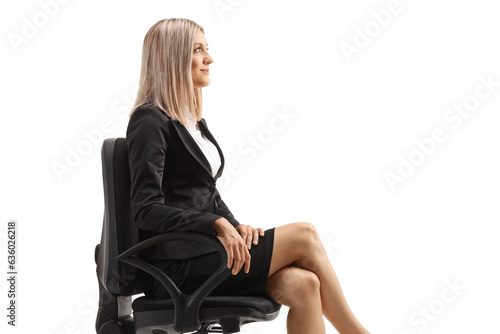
268 222 319 277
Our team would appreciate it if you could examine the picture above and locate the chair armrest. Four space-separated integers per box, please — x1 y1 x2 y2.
116 232 231 332
117 232 226 261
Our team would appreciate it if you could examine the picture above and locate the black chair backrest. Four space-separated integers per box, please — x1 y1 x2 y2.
96 138 140 296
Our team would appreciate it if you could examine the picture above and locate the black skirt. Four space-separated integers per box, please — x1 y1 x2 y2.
141 228 275 299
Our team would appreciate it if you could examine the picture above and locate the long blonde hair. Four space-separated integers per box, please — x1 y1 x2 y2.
129 18 204 126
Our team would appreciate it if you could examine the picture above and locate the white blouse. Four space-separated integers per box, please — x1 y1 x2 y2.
183 113 221 178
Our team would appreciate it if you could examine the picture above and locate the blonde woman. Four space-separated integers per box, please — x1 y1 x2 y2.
126 18 370 334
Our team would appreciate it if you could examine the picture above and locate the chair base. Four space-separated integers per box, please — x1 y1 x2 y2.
96 276 134 334
96 313 135 334
133 307 280 334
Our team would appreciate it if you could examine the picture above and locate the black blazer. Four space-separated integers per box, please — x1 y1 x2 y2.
126 103 240 260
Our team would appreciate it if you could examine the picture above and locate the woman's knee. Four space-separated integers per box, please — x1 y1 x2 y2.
269 222 324 276
267 267 320 307
293 222 321 253
290 222 330 271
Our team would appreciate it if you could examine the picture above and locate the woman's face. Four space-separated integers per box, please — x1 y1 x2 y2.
191 30 213 88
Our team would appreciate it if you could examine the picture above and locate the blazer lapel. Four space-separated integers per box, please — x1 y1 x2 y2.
198 118 225 179
171 119 224 180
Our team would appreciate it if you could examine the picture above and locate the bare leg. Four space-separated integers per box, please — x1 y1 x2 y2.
266 222 370 334
266 266 326 334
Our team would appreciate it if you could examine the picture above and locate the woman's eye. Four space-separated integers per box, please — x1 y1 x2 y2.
194 47 209 52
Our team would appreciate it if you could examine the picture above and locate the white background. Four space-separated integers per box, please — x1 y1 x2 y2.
1 0 499 333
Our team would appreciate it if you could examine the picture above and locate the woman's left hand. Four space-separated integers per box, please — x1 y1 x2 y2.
235 224 265 250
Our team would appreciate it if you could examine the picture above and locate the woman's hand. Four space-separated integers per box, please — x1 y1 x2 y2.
214 217 251 275
236 224 265 249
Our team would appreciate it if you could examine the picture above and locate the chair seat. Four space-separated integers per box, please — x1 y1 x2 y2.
133 295 281 314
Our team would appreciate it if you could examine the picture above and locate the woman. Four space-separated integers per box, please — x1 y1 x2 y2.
126 18 370 334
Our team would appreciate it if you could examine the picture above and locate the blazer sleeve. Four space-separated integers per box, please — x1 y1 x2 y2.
214 192 240 228
126 106 221 235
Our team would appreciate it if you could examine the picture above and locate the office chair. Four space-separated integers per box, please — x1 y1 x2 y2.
94 138 281 334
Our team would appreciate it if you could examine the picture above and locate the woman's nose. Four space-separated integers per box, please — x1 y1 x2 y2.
205 53 214 64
